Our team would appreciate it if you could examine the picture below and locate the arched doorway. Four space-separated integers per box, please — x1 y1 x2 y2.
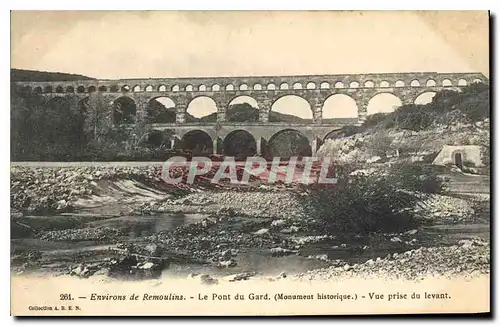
454 152 463 169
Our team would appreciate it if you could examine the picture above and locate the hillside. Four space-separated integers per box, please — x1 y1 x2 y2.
11 68 94 82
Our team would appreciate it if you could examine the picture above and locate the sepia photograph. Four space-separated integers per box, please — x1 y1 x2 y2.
9 10 491 316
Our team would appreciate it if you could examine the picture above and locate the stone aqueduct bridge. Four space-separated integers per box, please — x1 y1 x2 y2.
15 72 487 155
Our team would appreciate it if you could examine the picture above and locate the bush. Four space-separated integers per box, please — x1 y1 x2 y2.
302 173 421 234
387 163 447 194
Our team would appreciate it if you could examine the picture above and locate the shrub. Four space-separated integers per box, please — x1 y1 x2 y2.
387 162 447 194
365 133 392 158
302 173 420 234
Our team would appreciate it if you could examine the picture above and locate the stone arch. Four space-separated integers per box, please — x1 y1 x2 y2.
139 129 171 149
110 85 119 92
76 86 86 93
34 86 42 93
180 130 213 155
395 80 405 87
270 94 312 121
380 81 390 88
172 85 180 92
268 129 312 158
320 82 330 89
44 85 53 93
367 93 403 115
306 82 316 90
223 130 257 158
227 95 259 122
426 79 436 87
280 82 289 90
410 79 420 87
98 86 107 92
198 84 207 92
147 96 176 123
88 86 96 93
253 83 263 91
226 84 235 91
364 81 375 88
267 83 276 90
158 84 167 92
113 96 137 125
66 86 75 93
349 81 359 89
186 96 217 120
414 91 436 105
293 82 302 90
185 85 194 92
121 85 130 92
322 94 358 120
133 85 141 92
442 79 452 87
472 78 483 84
239 84 249 91
55 86 64 93
323 128 347 141
458 78 467 86
145 85 153 92
212 84 221 91
334 82 344 89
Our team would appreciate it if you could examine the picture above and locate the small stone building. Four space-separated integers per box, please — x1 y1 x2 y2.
432 145 485 168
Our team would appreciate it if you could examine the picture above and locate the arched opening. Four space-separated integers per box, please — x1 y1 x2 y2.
77 86 85 93
410 80 420 87
349 81 359 89
239 84 248 91
147 97 176 123
395 80 405 87
158 85 167 92
145 85 153 92
268 129 312 159
267 83 276 90
212 84 221 91
110 85 119 92
223 130 257 158
181 130 213 155
253 83 262 90
66 86 74 93
472 78 483 84
454 152 463 169
34 86 42 94
279 83 289 90
320 82 330 89
140 130 170 149
88 86 96 93
334 82 344 89
322 94 358 122
198 84 207 92
364 81 374 88
186 96 217 122
186 85 193 92
414 92 436 105
270 95 312 122
113 96 137 125
133 85 141 92
306 82 316 89
44 85 53 93
227 96 259 122
458 79 467 86
380 81 390 88
293 82 302 90
98 86 107 92
226 84 234 91
367 93 402 115
55 86 64 93
172 85 180 92
426 79 436 87
442 79 452 87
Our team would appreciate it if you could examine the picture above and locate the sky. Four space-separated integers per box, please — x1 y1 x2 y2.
11 11 489 117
